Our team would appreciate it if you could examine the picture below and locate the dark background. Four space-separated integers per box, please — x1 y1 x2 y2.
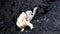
0 0 60 34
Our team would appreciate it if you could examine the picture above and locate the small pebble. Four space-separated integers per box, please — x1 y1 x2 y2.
37 20 40 22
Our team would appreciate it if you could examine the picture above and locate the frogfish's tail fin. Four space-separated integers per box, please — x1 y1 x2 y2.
33 7 39 17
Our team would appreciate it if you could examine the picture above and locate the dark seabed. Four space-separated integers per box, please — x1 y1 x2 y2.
0 0 60 34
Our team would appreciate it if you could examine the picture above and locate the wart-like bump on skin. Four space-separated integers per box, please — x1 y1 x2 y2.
16 7 38 32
